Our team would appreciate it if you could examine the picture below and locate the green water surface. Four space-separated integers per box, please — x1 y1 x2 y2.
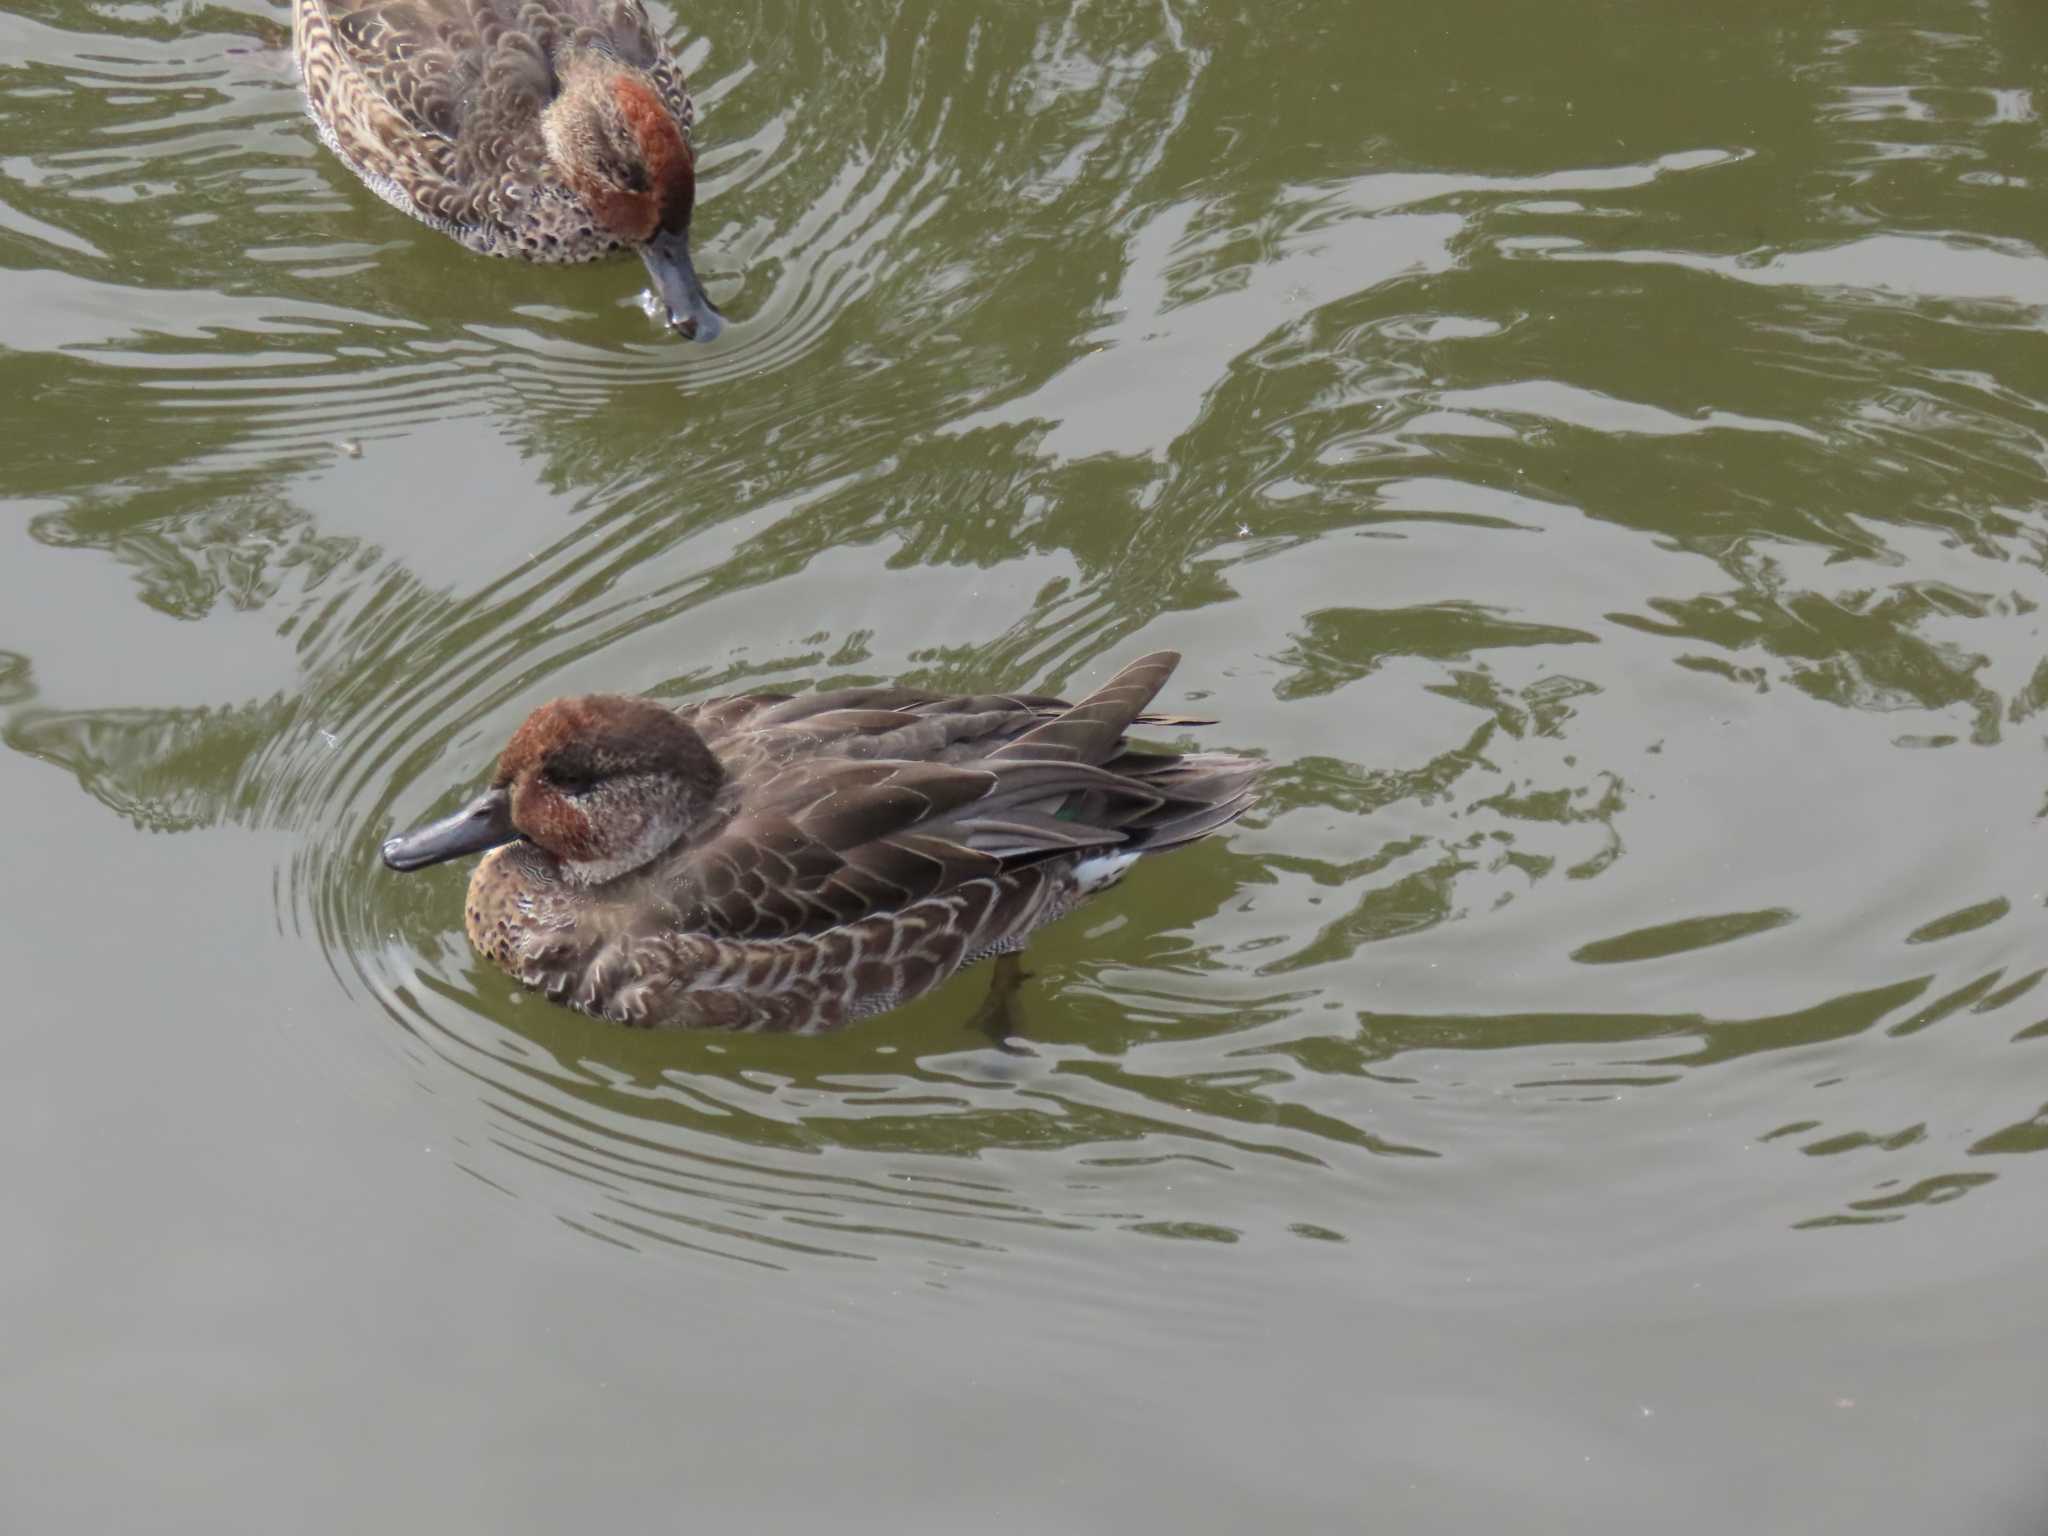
3 0 2047 1528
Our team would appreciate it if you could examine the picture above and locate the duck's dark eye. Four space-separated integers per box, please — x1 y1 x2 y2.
542 750 601 796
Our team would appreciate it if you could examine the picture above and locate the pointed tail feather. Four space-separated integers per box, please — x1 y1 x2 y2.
1122 753 1262 850
991 651 1181 765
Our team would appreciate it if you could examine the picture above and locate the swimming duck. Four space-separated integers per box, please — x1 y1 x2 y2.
293 0 721 338
382 653 1261 1032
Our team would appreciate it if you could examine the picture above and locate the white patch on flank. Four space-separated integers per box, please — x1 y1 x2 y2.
1072 851 1140 894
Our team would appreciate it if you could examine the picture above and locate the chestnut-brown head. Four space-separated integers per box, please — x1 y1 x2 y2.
541 55 721 340
383 696 725 885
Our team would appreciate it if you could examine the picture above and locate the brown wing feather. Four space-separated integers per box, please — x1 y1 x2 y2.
672 763 1007 938
654 654 1240 941
317 0 676 115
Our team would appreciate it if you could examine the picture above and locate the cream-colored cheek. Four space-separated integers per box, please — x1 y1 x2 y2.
559 792 679 887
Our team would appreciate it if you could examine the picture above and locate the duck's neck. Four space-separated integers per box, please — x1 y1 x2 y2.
546 814 698 889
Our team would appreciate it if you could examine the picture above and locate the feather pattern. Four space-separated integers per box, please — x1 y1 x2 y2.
410 652 1262 1032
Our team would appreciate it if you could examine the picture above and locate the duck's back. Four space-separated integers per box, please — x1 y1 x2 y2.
679 660 1252 985
294 0 692 255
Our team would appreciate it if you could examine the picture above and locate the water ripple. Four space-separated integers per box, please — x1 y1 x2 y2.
4 0 2048 1281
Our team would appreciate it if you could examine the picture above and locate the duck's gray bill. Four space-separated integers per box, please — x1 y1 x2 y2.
382 786 519 872
641 230 722 342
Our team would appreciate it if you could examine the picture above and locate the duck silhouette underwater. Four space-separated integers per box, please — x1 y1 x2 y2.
293 0 722 337
383 652 1261 1035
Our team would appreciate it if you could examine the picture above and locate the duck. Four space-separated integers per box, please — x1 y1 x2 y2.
293 0 721 338
381 652 1261 1033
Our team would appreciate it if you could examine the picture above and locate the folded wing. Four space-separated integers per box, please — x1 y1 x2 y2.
665 652 1258 939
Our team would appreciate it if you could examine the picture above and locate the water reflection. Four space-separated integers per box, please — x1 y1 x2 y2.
3 0 2048 1277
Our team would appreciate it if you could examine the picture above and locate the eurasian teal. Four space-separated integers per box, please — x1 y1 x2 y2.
293 0 721 338
382 653 1261 1032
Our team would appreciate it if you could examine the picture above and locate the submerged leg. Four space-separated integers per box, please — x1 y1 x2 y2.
225 11 292 54
965 950 1034 1054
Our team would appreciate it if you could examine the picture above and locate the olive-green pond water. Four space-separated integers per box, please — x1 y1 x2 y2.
5 0 2048 1527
